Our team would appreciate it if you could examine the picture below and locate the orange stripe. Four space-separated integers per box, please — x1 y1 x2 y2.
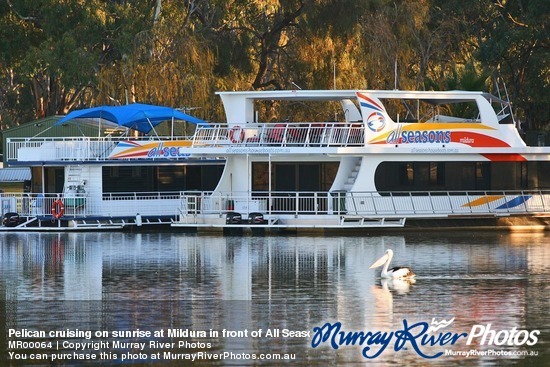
463 195 503 207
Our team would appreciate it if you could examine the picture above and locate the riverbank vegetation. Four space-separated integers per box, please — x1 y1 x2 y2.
0 0 548 130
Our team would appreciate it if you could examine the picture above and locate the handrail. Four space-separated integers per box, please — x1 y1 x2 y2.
0 191 182 219
6 135 194 162
176 190 550 218
1 190 549 223
6 123 365 162
193 123 365 148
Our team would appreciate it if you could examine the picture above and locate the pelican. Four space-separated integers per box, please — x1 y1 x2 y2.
369 249 415 279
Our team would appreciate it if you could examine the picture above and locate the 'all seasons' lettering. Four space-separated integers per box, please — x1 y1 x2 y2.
386 130 451 144
147 143 190 158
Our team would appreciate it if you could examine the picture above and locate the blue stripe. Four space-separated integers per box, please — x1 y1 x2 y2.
495 195 531 209
360 101 382 112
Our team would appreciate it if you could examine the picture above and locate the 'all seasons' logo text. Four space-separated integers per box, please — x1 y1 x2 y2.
310 318 539 359
386 124 451 144
147 142 190 158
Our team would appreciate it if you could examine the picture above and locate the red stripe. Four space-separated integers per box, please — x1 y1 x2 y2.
357 92 383 110
449 132 510 147
481 154 527 161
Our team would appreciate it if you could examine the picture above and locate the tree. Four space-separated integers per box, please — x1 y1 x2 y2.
438 0 550 129
211 0 308 90
1 0 106 121
0 0 547 131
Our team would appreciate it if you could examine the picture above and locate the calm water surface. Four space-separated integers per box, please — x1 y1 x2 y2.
0 231 548 366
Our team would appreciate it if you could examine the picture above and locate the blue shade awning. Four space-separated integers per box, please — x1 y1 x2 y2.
56 103 207 134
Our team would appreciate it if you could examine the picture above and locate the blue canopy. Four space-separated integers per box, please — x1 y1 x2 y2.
56 103 207 134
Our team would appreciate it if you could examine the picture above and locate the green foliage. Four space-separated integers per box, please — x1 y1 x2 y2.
0 0 548 130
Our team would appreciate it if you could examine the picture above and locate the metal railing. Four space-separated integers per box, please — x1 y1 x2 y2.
6 123 365 163
7 137 120 162
179 190 550 218
193 123 365 147
1 189 548 225
0 192 182 220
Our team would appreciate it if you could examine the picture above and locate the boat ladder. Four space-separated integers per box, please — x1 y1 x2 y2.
340 215 406 228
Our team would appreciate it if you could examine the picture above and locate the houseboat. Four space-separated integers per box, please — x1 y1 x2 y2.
3 89 550 231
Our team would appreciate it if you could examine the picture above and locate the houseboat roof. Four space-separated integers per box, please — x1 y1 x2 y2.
0 167 31 182
216 89 509 104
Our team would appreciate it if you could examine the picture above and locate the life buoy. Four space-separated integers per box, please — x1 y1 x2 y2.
229 126 245 143
51 199 65 220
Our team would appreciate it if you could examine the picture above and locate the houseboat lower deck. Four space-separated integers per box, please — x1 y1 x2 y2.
1 188 549 232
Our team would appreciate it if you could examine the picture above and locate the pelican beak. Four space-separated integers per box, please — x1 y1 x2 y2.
369 253 389 269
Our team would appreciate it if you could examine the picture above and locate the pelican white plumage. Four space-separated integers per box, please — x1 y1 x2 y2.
381 277 416 294
369 249 415 279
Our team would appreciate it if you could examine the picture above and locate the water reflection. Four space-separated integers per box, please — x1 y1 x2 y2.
0 231 548 366
380 277 416 294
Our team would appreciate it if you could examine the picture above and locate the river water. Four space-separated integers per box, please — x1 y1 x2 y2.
0 230 548 366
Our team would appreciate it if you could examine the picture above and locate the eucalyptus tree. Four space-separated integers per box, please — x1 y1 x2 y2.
0 0 185 125
435 0 550 129
478 0 550 130
1 0 547 131
0 0 106 124
204 0 308 91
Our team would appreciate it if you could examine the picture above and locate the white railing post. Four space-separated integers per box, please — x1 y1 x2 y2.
428 192 435 214
389 192 397 215
409 192 416 214
347 192 354 214
371 192 378 215
465 192 472 214
484 192 490 212
447 192 454 214
506 190 512 213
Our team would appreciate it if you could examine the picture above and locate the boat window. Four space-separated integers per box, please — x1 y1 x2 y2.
110 167 119 178
102 165 224 192
380 99 482 123
375 161 550 193
399 163 414 186
251 162 338 192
